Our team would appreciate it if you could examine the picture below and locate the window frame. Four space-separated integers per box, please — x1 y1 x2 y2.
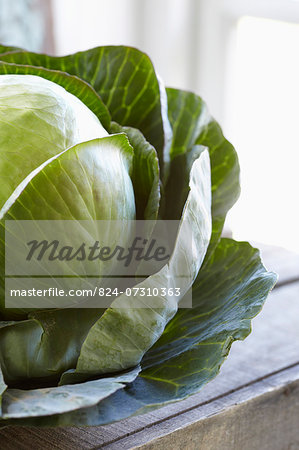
195 0 299 122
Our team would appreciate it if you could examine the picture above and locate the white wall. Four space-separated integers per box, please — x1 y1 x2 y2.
52 0 138 53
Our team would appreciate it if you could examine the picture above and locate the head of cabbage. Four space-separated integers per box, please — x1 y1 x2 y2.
0 44 276 427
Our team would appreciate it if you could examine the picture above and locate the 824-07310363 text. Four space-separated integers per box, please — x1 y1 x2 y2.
8 286 182 298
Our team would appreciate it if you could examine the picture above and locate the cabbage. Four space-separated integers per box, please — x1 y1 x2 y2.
0 45 276 426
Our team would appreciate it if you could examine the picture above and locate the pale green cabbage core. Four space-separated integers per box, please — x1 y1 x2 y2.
0 74 108 208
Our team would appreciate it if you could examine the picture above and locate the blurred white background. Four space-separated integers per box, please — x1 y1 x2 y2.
1 0 299 253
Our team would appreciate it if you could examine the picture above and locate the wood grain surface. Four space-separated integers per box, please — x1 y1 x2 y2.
0 244 298 449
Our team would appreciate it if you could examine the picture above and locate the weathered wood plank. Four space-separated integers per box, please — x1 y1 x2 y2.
106 365 299 450
253 242 299 286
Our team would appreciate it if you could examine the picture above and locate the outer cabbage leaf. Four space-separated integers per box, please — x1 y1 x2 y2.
0 239 276 427
0 134 135 382
90 240 276 423
164 88 240 260
0 46 172 173
59 150 212 382
0 366 139 420
0 133 135 224
0 311 103 386
110 122 160 220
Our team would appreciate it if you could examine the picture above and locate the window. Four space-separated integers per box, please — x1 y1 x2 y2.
226 16 299 252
